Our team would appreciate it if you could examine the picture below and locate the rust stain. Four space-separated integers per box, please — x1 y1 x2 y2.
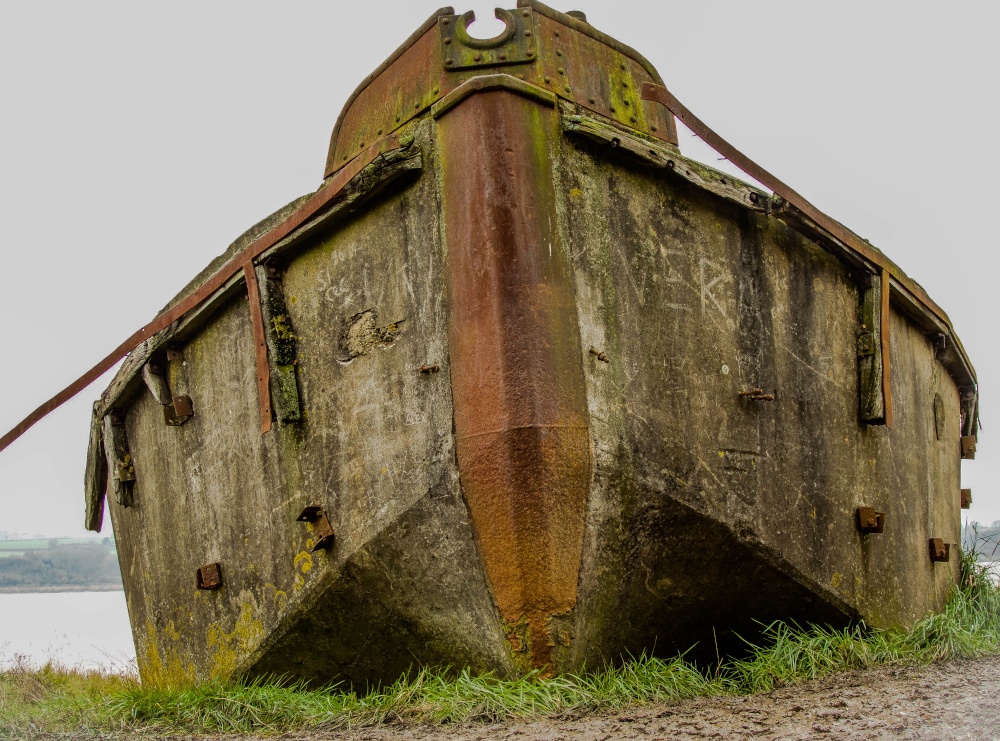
439 89 591 672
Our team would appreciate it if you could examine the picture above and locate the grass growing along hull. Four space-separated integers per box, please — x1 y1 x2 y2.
4 554 999 737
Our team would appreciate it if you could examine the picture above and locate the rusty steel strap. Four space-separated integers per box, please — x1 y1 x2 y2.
639 83 953 328
243 263 273 435
0 135 402 455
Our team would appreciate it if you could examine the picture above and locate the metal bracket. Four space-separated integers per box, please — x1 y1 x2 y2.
856 331 876 358
961 489 973 509
196 562 223 590
856 507 886 534
961 435 977 460
929 538 950 563
164 395 194 426
297 505 336 551
440 8 536 70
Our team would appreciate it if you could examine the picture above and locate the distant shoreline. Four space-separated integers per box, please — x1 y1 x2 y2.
0 584 123 594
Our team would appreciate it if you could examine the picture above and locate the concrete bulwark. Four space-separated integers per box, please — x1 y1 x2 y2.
83 2 978 688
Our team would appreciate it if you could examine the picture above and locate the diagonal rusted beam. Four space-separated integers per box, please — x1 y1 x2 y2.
243 263 272 434
0 135 402 455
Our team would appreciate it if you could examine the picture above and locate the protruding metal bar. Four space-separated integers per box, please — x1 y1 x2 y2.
244 263 272 435
880 268 893 429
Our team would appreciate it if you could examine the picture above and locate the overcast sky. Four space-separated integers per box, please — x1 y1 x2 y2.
0 1 996 538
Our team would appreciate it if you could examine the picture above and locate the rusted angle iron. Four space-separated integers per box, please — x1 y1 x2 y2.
0 135 403 455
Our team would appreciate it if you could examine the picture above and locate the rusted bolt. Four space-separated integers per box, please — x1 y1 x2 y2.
473 53 482 61
610 105 617 113
442 17 450 25
444 37 451 45
376 128 383 136
524 29 532 37
610 138 620 148
749 192 759 203
544 76 551 84
929 538 950 563
499 53 507 60
961 489 973 509
651 125 658 132
522 9 530 16
196 563 222 590
526 50 534 57
666 160 675 169
630 116 637 123
564 86 572 94
414 101 421 109
856 507 885 534
419 364 440 374
588 97 596 104
556 49 563 56
432 87 439 95
623 99 630 106
445 57 454 65
589 346 609 363
740 388 775 401
554 30 560 37
557 67 565 75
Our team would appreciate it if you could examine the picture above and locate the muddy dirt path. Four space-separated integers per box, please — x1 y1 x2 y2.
323 657 1000 741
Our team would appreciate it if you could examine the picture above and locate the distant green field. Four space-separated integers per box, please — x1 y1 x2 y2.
0 551 25 558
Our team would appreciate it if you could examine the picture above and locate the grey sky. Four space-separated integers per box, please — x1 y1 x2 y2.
0 1 995 537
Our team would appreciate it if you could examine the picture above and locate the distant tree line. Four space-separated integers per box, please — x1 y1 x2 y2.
0 541 122 588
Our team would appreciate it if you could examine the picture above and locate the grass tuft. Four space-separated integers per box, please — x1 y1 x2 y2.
3 551 999 737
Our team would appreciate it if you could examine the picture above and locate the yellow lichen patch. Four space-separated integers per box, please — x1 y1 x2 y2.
206 603 265 679
295 550 314 575
831 572 843 590
569 187 584 200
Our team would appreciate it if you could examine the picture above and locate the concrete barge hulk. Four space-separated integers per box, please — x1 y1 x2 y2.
73 2 978 687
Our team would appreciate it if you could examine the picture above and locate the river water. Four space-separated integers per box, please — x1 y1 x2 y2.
0 591 136 672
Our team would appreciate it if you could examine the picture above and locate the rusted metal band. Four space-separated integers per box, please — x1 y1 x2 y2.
640 82 975 390
880 268 893 429
244 263 272 435
432 74 556 119
0 135 403 455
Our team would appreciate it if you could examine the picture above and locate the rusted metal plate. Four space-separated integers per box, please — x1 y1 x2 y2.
440 89 590 672
961 489 973 509
196 563 222 590
856 507 885 534
961 435 977 460
297 505 335 551
439 9 536 70
163 395 194 426
929 538 950 563
244 263 273 435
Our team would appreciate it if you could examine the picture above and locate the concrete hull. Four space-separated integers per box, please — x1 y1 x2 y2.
87 3 972 688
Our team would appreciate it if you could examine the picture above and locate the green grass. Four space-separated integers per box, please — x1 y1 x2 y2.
3 554 999 738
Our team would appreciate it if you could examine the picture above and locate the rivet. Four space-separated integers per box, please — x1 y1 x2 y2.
630 116 637 123
554 30 560 37
622 81 629 87
525 29 532 37
444 38 451 45
499 53 507 60
359 142 365 148
620 62 627 70
526 50 534 57
445 57 453 65
414 101 420 109
564 86 571 93
557 67 565 74
522 9 530 16
544 76 551 84
377 128 383 135
395 114 401 122
474 53 482 61
432 87 439 95
442 17 450 25
651 125 658 131
623 99 630 106
610 105 617 113
588 97 596 104
556 49 563 56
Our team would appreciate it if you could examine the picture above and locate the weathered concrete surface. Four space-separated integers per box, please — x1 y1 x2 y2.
559 136 961 660
93 4 971 689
